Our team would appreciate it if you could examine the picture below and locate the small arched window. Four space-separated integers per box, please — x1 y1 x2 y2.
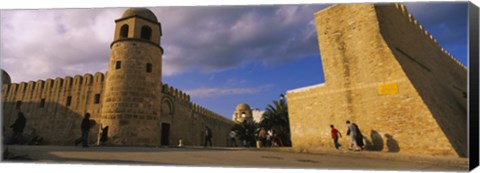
120 24 129 38
146 63 152 73
162 99 174 115
115 61 121 70
141 25 152 40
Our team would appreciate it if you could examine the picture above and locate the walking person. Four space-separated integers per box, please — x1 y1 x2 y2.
229 130 237 147
265 130 272 147
100 126 109 145
258 128 267 147
7 112 27 145
204 126 213 147
330 124 342 149
346 120 360 151
352 123 365 150
75 113 91 148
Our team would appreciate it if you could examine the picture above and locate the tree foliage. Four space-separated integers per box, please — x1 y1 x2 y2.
259 94 291 146
232 121 258 147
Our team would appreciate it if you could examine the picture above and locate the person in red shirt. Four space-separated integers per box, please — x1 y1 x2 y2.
330 124 342 149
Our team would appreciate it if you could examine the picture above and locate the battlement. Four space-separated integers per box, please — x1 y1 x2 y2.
191 103 233 125
393 3 467 70
159 83 232 125
161 83 191 103
2 72 105 101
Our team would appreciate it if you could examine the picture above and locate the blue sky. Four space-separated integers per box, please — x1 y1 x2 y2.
0 2 469 119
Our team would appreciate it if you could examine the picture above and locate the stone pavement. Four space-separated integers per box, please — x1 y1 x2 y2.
2 145 468 171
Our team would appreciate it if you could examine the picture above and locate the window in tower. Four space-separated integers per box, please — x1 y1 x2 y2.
141 26 152 40
115 61 121 70
94 94 101 104
66 96 72 106
146 63 152 73
120 24 129 38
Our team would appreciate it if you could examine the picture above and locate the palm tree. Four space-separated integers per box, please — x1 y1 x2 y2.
259 94 291 146
232 121 257 147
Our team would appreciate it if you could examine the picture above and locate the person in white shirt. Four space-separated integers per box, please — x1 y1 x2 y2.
229 130 237 147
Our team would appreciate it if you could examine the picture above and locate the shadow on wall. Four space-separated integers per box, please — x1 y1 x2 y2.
385 133 400 152
364 130 384 151
363 130 399 152
375 5 467 157
2 101 98 146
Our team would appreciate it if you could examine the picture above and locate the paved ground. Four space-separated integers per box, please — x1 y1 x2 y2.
2 145 469 171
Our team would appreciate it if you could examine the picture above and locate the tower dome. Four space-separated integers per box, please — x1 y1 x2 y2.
235 103 251 111
233 103 253 123
121 8 158 22
2 69 11 85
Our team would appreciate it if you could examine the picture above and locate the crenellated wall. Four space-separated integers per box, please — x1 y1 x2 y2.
2 73 233 147
2 73 105 145
286 3 467 157
158 83 233 146
161 83 191 103
391 4 466 70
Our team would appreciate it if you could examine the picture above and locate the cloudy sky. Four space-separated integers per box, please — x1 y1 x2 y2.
0 2 468 119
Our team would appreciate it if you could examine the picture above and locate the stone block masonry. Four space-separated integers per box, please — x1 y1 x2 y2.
286 4 467 157
2 73 233 146
2 73 105 145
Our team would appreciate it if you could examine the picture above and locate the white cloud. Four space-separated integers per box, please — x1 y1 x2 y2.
1 8 120 82
1 4 466 83
184 85 273 98
0 4 334 83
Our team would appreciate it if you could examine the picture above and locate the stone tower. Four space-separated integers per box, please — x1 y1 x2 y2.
100 8 164 146
233 103 253 123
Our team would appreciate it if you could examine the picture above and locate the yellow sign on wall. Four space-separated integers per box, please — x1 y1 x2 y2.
378 83 398 95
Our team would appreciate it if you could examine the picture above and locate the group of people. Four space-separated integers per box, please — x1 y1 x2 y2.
74 113 109 148
228 128 282 148
330 120 365 151
5 111 104 148
257 128 280 147
7 113 364 151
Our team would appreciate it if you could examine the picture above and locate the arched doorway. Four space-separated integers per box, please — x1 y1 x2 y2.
160 97 174 146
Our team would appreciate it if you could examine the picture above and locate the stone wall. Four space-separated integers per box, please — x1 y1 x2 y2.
2 73 233 147
159 84 234 147
286 4 467 157
2 73 105 145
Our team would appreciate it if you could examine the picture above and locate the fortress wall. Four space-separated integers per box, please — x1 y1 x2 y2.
3 84 17 117
165 98 195 146
191 103 233 147
286 4 464 157
159 90 233 147
1 85 8 100
375 4 467 156
162 84 191 103
3 70 231 147
160 83 233 147
2 73 105 145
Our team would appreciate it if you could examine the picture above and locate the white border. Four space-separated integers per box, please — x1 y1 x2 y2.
0 0 475 173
